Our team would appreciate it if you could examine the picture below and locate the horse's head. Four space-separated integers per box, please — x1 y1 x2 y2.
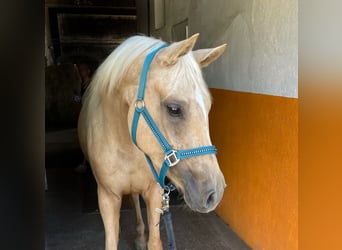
125 34 227 213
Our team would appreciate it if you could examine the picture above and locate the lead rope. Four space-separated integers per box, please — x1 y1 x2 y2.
154 190 177 250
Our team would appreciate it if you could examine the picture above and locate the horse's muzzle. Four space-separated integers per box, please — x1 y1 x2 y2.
182 172 226 213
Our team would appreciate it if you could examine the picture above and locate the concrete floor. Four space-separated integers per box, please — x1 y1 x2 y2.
45 129 250 250
45 167 251 250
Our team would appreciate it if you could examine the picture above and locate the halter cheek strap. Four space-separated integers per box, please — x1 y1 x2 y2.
131 44 217 190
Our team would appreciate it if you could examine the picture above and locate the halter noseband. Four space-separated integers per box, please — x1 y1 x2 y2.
131 44 217 190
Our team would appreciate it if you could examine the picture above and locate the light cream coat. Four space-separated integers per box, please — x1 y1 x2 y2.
78 34 227 250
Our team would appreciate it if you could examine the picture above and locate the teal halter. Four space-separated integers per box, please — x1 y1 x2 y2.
131 44 217 190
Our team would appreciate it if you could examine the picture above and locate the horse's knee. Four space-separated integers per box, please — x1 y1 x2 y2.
147 238 162 250
97 187 122 250
136 220 145 233
135 238 147 250
135 220 146 249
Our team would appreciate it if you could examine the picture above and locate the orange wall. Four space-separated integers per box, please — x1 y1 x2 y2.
210 89 298 250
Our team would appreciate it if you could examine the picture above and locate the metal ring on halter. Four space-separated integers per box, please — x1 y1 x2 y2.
159 186 171 196
134 100 145 111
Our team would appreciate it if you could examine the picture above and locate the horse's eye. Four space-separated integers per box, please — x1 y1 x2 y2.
167 104 182 117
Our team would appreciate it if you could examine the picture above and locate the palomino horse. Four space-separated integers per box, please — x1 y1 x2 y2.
78 33 227 250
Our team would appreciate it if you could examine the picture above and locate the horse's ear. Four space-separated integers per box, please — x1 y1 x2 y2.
192 44 227 68
156 33 199 66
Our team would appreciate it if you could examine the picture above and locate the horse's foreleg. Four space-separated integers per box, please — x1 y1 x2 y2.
142 183 163 250
132 193 147 250
98 186 122 250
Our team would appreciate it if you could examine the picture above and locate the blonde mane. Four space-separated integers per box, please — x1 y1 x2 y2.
82 35 165 107
82 35 211 113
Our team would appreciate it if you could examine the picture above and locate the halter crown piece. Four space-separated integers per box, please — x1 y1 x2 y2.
131 44 217 190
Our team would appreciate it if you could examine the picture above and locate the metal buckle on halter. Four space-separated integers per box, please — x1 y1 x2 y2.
165 150 180 167
134 100 145 112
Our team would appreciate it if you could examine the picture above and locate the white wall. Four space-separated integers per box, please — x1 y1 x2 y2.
150 0 298 98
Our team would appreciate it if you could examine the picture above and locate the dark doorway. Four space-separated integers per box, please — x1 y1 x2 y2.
45 0 148 215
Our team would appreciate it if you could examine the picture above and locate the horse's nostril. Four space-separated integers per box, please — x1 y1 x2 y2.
206 190 216 208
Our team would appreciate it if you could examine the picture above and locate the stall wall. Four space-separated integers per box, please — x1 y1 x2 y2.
150 0 298 249
209 89 297 250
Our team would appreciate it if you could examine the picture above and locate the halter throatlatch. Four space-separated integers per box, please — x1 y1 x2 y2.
131 44 217 190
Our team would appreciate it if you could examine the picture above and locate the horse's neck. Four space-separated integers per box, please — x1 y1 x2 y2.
98 91 133 151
